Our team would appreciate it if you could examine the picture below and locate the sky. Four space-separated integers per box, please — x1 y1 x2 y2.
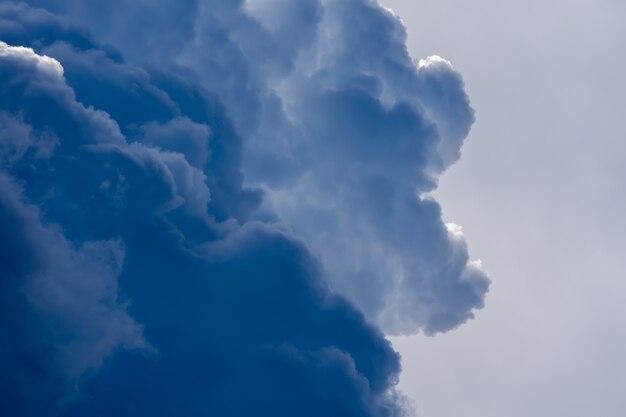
1 0 624 416
380 1 626 416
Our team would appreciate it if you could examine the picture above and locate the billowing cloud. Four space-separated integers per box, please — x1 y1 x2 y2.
183 0 489 334
0 0 489 415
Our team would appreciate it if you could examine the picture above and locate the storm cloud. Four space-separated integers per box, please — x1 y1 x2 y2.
0 0 488 415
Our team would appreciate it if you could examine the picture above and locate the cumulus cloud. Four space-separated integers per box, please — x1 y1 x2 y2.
176 0 490 334
0 0 489 415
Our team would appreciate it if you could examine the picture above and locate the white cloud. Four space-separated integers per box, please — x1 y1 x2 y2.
0 41 64 78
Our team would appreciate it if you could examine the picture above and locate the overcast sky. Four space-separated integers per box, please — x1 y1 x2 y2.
381 1 626 416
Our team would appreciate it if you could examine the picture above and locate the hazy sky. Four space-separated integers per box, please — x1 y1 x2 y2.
381 1 626 416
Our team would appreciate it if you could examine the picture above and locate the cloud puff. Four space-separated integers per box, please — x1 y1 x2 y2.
193 0 490 334
193 0 489 334
1 0 489 414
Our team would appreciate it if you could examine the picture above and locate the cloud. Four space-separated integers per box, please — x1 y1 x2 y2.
0 0 489 414
195 0 489 334
187 0 489 334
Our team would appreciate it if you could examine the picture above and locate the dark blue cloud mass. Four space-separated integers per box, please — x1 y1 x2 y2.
0 0 489 415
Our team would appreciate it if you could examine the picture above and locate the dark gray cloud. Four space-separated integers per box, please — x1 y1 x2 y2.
0 0 488 414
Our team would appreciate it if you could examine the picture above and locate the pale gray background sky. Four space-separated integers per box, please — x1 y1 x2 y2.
380 1 626 416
